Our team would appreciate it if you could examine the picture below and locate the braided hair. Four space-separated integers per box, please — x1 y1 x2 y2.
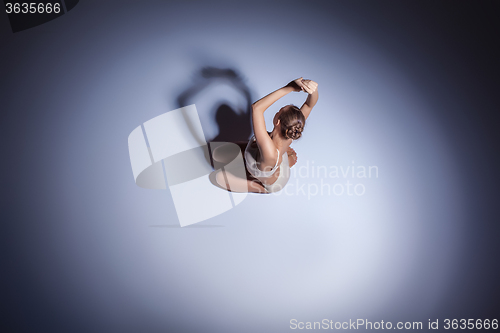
279 104 306 140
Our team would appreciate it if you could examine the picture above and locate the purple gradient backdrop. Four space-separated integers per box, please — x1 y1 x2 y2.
1 1 499 332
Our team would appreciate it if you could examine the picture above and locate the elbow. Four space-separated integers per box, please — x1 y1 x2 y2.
252 104 264 114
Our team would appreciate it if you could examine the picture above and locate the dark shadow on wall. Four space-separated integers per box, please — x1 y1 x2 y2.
175 67 255 191
176 66 253 143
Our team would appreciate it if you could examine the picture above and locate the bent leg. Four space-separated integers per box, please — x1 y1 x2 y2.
215 170 268 194
287 147 297 167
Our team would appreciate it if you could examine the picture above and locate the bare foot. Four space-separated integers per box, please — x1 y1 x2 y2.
287 147 297 167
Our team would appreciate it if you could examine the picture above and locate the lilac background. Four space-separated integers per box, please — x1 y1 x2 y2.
1 1 499 332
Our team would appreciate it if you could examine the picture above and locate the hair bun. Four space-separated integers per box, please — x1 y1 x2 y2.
285 123 303 140
279 104 306 140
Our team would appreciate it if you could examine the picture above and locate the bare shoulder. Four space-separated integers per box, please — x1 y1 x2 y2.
256 138 280 166
251 108 276 161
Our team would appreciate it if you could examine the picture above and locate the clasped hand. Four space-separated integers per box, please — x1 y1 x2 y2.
287 77 318 94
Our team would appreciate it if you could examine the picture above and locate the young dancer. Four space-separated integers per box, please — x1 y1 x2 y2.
214 77 319 193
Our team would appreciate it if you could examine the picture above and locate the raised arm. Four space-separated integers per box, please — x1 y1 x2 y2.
251 78 304 160
299 80 319 120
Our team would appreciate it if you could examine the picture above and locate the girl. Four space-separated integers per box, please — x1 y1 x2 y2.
214 77 319 193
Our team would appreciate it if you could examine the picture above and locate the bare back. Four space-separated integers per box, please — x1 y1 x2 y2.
251 136 291 186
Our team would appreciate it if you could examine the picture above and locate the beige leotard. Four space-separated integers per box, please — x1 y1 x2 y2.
244 136 290 193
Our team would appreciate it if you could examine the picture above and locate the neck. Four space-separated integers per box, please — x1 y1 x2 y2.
270 127 290 149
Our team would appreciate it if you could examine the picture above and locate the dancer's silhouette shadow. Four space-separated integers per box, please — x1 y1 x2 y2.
176 67 253 143
175 67 254 190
